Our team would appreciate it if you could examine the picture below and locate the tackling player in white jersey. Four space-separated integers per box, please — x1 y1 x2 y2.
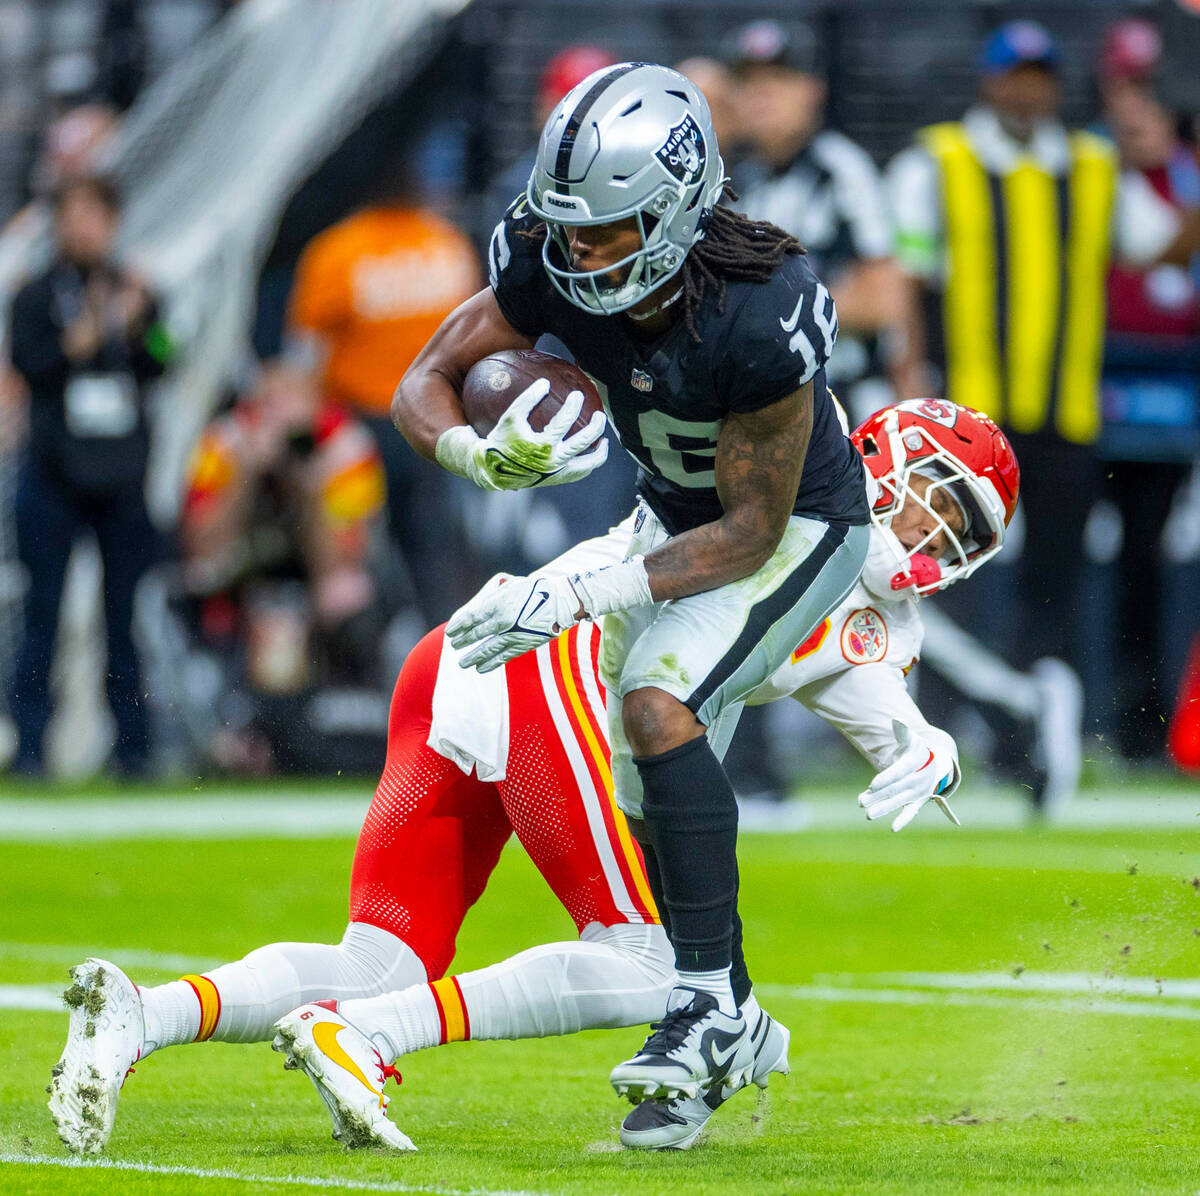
49 399 1018 1154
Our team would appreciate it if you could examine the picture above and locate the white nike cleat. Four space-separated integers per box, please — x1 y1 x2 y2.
272 1002 415 1151
48 958 143 1153
609 987 755 1103
620 1009 790 1150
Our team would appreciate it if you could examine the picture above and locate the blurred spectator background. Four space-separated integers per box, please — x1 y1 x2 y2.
282 157 482 624
1095 16 1200 761
6 174 168 777
725 19 905 424
886 13 1199 799
176 360 390 773
0 0 1195 793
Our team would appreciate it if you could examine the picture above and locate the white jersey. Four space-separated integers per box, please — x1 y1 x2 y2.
748 527 923 702
746 526 956 784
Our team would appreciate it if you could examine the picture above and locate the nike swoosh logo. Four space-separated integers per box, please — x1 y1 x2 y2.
312 1020 384 1109
484 449 543 479
519 590 550 627
779 295 805 333
708 1037 741 1069
699 1025 743 1084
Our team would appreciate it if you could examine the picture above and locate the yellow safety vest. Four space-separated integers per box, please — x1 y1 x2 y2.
921 121 1117 444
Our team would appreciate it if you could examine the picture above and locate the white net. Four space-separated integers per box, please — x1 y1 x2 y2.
0 0 469 771
108 0 470 522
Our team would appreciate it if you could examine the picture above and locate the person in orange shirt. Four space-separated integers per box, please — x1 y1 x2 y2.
285 162 482 621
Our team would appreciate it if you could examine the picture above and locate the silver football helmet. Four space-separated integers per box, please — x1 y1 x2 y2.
526 62 726 315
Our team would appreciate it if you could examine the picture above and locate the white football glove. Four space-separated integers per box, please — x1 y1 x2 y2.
447 557 654 673
447 573 584 672
435 378 608 491
858 719 961 832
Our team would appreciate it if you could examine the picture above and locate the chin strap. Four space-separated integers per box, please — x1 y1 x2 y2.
626 282 685 321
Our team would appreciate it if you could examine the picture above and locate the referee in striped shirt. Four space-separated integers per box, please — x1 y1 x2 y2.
728 19 906 422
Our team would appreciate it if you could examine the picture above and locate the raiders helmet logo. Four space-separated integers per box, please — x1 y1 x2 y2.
655 115 706 185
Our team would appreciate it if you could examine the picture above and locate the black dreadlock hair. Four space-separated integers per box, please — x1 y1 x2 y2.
520 185 802 343
679 185 802 342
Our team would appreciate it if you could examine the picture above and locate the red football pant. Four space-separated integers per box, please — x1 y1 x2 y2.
349 623 657 980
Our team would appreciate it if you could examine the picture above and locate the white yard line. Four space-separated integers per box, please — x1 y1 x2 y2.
9 967 1200 1020
0 941 223 973
0 1153 558 1196
860 971 1200 1000
755 983 1200 1021
0 794 372 842
798 791 1200 831
0 984 62 1011
0 788 1196 842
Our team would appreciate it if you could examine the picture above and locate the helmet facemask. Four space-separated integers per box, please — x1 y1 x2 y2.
871 421 1008 594
536 189 689 315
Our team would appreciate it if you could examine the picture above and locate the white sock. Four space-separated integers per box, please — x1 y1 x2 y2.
341 984 442 1061
460 922 674 1039
342 923 675 1061
138 923 427 1056
673 966 737 1015
740 988 763 1028
141 981 201 1055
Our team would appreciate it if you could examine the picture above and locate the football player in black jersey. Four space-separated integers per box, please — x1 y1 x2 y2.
392 63 870 1139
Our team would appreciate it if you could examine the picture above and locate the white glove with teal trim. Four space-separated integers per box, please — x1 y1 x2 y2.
436 379 608 491
858 720 960 831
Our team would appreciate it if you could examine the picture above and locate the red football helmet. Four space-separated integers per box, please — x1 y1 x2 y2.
852 399 1020 594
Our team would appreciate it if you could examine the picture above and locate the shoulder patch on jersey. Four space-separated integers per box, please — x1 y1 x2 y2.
840 607 888 665
791 618 831 664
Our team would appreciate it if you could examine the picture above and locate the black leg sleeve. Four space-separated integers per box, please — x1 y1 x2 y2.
730 901 753 1006
644 833 754 1003
636 838 672 944
635 736 739 974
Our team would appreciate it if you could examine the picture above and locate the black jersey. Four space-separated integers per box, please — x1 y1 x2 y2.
488 200 870 536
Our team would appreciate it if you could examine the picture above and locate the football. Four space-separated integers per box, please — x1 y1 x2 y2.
461 349 602 437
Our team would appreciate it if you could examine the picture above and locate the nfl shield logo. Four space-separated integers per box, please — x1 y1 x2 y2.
631 368 654 393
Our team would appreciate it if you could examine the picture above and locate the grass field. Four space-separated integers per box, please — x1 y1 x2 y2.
1 780 1199 1194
